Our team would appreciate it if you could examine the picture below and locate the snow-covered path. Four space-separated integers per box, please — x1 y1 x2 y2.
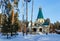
0 33 60 41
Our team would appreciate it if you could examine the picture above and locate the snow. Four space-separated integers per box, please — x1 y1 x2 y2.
0 32 60 41
55 29 60 32
0 9 2 13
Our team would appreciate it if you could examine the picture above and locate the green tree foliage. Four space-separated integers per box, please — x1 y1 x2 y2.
0 0 20 38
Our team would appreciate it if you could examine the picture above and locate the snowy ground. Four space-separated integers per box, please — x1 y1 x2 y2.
0 32 60 41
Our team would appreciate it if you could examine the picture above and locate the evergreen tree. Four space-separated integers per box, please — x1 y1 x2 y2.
0 0 20 38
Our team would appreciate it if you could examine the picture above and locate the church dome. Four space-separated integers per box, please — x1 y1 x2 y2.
37 7 44 24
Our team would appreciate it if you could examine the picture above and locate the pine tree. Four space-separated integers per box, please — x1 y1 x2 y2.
0 0 20 38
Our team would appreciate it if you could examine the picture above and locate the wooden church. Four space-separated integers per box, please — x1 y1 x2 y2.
28 7 50 34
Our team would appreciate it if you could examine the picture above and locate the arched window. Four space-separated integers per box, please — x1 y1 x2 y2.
39 28 42 32
32 28 37 32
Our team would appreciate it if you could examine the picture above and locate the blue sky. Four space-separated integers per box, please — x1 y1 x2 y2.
18 0 60 23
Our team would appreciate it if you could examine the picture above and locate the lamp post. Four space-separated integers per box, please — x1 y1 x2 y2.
24 0 31 35
31 0 34 34
21 0 25 36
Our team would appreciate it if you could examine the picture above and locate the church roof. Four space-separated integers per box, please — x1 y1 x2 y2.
43 21 49 25
43 19 50 25
37 8 44 20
